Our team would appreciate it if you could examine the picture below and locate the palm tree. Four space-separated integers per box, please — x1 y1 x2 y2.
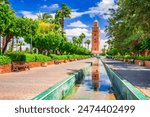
55 3 71 36
72 36 79 45
85 39 91 50
37 12 52 21
78 33 86 47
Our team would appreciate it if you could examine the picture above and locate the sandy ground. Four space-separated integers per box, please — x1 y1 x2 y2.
0 58 96 100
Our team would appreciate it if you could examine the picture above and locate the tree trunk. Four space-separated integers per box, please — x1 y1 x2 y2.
2 34 12 53
61 10 64 36
10 37 14 51
19 45 22 52
38 48 43 54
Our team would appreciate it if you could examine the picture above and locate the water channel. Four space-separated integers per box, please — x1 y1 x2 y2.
64 59 116 100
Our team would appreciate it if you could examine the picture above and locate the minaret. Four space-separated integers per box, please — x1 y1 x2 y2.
91 20 100 55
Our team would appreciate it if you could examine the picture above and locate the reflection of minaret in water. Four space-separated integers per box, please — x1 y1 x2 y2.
92 60 100 91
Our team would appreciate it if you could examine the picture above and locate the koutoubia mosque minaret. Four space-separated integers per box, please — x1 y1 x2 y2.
91 20 100 55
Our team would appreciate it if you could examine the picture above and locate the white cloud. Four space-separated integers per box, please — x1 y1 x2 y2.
68 21 88 28
101 29 105 34
19 11 38 19
71 11 86 19
19 11 55 19
101 39 109 49
41 4 59 10
70 0 118 19
66 28 91 37
89 0 118 19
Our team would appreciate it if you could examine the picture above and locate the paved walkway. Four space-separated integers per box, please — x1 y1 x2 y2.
0 58 96 100
103 59 150 98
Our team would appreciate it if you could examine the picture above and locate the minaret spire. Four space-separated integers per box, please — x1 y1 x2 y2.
91 20 100 56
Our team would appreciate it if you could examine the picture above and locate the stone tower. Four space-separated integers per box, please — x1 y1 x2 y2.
91 20 100 55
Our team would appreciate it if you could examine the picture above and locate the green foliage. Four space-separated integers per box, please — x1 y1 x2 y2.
107 0 150 56
49 54 91 60
107 48 118 56
0 55 11 65
114 55 124 59
135 56 150 61
34 54 52 62
0 2 15 35
5 52 51 62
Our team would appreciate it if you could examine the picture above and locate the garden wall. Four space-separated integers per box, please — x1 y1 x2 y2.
0 64 12 74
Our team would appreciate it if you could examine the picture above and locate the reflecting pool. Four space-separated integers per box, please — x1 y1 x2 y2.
64 59 116 100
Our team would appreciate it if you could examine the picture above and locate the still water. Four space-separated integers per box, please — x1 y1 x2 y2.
65 59 116 100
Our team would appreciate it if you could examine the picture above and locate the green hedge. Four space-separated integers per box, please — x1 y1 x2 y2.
135 56 150 61
49 54 91 60
114 55 124 59
5 52 51 62
4 52 91 63
114 55 150 61
0 55 11 65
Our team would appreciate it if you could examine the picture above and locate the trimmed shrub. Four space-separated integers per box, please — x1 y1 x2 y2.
49 54 91 60
5 52 51 62
0 55 11 65
35 54 52 62
135 56 150 61
114 55 124 59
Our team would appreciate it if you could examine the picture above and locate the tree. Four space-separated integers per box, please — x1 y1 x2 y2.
85 39 91 50
31 32 63 54
55 3 71 36
72 36 79 46
106 0 150 56
0 2 15 53
78 33 86 47
0 2 39 53
37 12 52 22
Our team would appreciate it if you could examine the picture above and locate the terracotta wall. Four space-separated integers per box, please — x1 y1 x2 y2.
144 61 150 67
134 60 140 65
0 64 12 74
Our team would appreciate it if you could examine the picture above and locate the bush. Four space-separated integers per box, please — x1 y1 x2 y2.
5 52 51 62
135 56 150 61
124 55 134 59
35 54 52 62
0 55 11 65
114 55 124 59
49 54 91 60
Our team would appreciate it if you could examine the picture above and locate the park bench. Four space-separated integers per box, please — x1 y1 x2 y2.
12 62 30 72
54 60 61 64
128 59 134 64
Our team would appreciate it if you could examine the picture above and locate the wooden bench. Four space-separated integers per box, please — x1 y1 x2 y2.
54 60 61 64
12 62 30 72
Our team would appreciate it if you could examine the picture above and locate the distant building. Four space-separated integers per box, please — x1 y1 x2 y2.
91 20 100 55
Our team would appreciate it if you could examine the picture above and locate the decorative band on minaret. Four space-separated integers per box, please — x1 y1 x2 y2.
91 20 100 55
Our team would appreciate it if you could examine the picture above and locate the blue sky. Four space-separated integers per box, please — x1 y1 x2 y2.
9 0 118 48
